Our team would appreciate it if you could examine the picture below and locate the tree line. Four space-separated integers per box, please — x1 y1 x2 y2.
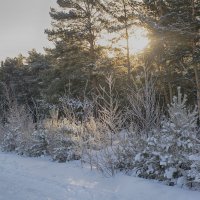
0 0 199 117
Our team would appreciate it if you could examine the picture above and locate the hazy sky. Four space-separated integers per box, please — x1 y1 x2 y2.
0 0 56 61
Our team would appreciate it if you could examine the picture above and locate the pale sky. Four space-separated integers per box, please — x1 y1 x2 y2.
0 0 57 61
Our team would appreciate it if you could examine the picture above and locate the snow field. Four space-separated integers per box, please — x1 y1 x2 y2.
0 152 200 200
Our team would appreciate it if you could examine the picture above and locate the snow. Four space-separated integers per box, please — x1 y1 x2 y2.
0 152 200 200
164 167 177 179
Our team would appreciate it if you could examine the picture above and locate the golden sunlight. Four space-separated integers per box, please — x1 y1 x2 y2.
98 27 149 56
118 27 149 54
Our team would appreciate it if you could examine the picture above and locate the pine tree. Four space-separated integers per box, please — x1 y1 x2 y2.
46 0 105 60
143 0 200 115
0 55 28 104
96 0 143 83
132 87 199 185
44 0 109 99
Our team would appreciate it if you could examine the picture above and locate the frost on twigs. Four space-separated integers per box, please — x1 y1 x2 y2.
120 87 200 189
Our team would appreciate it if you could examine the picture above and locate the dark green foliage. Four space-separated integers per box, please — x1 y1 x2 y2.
0 0 199 114
42 0 115 101
141 0 200 108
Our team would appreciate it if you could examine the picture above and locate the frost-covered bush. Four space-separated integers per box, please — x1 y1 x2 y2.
48 131 81 162
167 87 198 138
132 134 193 183
127 77 160 136
113 77 160 174
0 100 49 157
1 124 18 152
0 104 83 161
24 129 48 157
132 87 199 187
113 131 140 172
59 96 93 122
1 105 34 153
45 110 82 162
185 157 200 190
81 76 125 175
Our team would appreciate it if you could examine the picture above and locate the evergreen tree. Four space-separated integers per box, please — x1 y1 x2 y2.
44 0 110 99
97 0 143 83
26 49 50 102
142 0 200 113
0 55 28 104
46 0 104 58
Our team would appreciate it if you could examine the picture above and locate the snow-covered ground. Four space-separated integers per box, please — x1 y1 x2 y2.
0 152 199 200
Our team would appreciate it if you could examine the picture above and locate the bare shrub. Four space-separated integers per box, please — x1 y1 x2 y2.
127 75 161 137
113 74 161 173
83 75 124 176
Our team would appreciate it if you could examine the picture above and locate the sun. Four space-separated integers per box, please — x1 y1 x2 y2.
98 27 149 56
129 28 149 54
117 27 149 54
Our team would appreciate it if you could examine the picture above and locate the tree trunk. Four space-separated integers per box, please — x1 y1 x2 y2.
194 65 200 119
191 0 200 119
122 0 131 83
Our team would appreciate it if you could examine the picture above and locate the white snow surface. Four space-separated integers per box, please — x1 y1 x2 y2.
0 152 200 200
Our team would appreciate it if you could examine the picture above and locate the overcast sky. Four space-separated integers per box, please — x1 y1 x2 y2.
0 0 56 61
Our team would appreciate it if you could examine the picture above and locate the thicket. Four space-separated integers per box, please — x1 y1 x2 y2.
0 76 200 190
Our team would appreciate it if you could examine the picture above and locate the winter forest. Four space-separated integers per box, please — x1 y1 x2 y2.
0 0 200 195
